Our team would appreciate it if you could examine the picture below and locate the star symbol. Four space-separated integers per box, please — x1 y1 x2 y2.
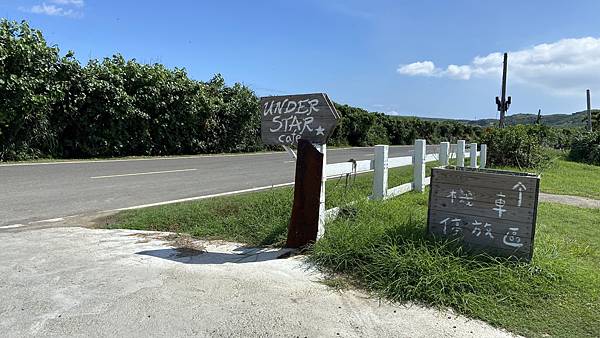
315 125 325 136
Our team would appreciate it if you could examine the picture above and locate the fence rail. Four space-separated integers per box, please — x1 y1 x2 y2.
320 139 486 232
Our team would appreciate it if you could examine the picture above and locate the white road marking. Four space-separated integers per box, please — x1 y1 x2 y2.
0 152 283 167
0 145 418 167
29 217 65 224
108 182 296 212
1 166 382 227
0 224 27 229
91 168 197 179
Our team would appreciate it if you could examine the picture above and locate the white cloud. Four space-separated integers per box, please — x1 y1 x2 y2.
397 61 439 76
22 0 84 18
397 37 600 95
51 0 84 7
30 3 73 16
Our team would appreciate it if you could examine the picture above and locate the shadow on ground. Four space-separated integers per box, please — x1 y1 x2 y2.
136 246 295 264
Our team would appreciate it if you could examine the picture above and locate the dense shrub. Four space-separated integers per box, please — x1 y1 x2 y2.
0 20 261 161
569 131 600 165
0 20 483 161
328 104 482 147
478 125 550 168
0 20 71 160
536 126 583 149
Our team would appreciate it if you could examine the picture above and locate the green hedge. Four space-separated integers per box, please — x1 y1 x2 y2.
0 20 262 160
478 125 550 168
569 131 600 165
0 20 487 161
329 105 481 147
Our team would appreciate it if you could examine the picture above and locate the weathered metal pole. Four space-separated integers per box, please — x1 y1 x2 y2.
587 89 593 132
499 53 508 128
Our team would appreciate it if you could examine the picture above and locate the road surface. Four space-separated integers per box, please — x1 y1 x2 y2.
0 145 441 227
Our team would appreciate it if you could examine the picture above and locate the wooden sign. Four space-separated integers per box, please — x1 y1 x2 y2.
260 93 340 146
427 167 540 260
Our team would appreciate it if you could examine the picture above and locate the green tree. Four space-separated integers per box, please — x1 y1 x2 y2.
0 19 75 160
0 19 494 161
592 110 600 130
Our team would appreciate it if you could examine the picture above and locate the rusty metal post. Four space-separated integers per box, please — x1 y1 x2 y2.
497 52 511 128
286 139 324 248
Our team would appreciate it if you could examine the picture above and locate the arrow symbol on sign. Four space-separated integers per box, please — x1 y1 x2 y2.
512 182 526 207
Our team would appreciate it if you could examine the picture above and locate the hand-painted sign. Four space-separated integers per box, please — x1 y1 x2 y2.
260 93 340 146
427 167 540 260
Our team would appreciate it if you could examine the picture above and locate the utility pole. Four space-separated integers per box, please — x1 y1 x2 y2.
587 89 593 132
496 52 511 128
536 109 542 125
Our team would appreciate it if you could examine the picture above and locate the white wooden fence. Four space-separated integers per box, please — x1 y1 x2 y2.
319 139 487 233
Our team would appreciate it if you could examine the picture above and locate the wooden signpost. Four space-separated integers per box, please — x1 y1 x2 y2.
260 93 340 248
427 167 540 260
260 93 340 146
285 139 323 248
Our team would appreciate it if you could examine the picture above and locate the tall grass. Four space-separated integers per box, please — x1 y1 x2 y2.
311 193 599 337
107 158 599 337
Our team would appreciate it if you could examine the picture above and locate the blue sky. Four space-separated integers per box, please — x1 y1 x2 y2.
2 0 600 120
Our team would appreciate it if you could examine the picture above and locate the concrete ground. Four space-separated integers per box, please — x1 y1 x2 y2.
0 226 516 337
539 192 600 208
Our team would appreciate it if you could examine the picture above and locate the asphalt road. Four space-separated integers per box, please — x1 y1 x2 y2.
0 145 441 227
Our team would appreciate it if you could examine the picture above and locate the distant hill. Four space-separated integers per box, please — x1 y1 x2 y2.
465 111 595 128
397 110 597 128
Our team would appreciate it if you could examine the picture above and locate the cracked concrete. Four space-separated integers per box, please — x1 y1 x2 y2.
0 227 517 337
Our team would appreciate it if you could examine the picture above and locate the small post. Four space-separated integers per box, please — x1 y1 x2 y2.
470 143 478 168
316 143 327 239
587 89 593 132
282 145 297 160
480 144 487 168
456 140 466 167
439 142 450 166
372 145 389 200
413 139 426 193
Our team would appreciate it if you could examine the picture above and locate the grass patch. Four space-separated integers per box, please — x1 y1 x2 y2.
106 156 469 245
105 156 598 337
497 150 600 199
311 194 600 337
325 160 442 208
106 187 293 246
540 158 600 199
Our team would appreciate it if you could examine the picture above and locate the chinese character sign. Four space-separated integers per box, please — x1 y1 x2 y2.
427 167 540 260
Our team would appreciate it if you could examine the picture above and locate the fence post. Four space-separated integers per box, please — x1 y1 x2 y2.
470 143 478 168
457 140 465 167
413 139 426 193
316 144 327 239
480 144 487 168
372 145 389 200
439 142 450 166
